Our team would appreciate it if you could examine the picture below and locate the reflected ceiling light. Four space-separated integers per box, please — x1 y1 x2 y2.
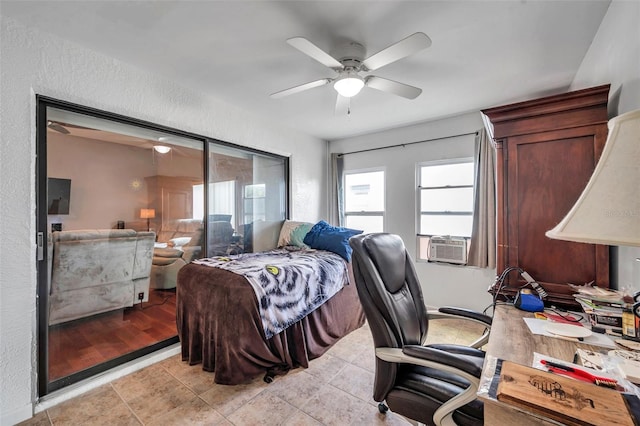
333 72 365 98
153 145 171 154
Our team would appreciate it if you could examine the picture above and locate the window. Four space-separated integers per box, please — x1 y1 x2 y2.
206 147 286 256
193 180 236 225
417 160 474 260
243 183 266 223
344 170 384 233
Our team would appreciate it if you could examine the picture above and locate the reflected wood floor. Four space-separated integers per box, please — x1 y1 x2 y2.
48 289 178 380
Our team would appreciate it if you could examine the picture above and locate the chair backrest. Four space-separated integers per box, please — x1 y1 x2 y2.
49 229 155 325
350 233 429 400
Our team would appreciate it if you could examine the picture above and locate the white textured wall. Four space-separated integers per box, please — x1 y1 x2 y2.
330 112 496 312
0 17 327 424
570 0 640 292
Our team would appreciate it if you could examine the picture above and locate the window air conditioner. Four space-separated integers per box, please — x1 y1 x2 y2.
428 236 468 265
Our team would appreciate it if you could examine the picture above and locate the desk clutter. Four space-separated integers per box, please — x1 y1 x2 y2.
575 348 640 386
492 309 640 424
524 309 640 385
494 360 640 426
572 284 640 339
523 317 616 348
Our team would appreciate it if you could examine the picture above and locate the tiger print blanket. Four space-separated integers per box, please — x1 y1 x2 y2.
193 249 349 339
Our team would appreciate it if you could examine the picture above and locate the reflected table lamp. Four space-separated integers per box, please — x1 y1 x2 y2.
546 109 640 285
140 208 155 232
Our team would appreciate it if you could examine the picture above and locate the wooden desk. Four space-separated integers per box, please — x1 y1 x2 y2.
479 305 606 425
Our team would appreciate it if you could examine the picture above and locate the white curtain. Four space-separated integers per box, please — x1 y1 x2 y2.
467 128 496 268
329 153 345 226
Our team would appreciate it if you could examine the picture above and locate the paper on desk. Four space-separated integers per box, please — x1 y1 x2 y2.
523 317 616 348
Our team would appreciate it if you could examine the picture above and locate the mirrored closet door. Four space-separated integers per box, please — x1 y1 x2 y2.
39 100 205 394
37 97 289 395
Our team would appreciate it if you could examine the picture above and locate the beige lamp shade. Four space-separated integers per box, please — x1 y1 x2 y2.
140 208 155 219
546 109 640 247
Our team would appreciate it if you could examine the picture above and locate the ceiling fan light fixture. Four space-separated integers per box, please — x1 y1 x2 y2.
153 145 171 154
334 73 365 98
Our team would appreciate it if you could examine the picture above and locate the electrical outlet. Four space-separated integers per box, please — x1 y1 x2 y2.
138 292 144 301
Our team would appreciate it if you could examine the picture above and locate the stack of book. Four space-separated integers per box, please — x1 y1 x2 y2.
572 285 626 334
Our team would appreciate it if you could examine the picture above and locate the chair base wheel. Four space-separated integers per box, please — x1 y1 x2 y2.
263 373 274 383
378 403 389 414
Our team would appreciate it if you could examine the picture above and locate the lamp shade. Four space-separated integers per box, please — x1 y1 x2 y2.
546 109 640 247
140 208 155 219
153 145 171 154
334 73 364 98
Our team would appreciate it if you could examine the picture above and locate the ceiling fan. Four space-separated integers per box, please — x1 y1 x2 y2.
47 120 102 136
47 120 188 156
270 32 432 114
47 120 74 134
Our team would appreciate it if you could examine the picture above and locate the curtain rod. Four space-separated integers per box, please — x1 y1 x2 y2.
337 131 478 157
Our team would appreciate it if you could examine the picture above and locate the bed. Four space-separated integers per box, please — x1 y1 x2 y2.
176 246 366 385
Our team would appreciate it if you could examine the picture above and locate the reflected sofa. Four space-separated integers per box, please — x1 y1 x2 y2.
150 218 236 289
49 229 155 325
150 219 204 290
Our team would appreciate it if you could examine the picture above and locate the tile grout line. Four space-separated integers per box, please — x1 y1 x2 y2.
156 360 232 423
109 382 145 425
45 409 54 426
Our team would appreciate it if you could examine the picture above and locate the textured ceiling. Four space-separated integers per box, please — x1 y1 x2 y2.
3 1 611 140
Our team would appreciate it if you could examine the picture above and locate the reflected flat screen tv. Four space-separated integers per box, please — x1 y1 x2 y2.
48 178 71 215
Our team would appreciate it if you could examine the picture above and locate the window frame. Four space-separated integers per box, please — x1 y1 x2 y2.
416 158 474 262
343 167 386 233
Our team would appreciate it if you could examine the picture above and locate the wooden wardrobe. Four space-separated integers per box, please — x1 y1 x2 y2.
482 85 611 306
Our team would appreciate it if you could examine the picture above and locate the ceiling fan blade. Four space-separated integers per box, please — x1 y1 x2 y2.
362 32 432 71
287 37 344 70
365 76 422 99
270 78 331 99
335 94 350 116
47 121 70 134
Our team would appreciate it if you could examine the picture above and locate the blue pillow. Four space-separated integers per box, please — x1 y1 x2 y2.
303 220 363 261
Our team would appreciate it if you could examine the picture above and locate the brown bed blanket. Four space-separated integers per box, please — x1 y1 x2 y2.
177 262 365 384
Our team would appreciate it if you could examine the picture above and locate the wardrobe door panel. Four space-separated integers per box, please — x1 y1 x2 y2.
484 84 610 306
506 131 600 297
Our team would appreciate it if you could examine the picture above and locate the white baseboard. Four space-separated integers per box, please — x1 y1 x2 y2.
34 344 180 414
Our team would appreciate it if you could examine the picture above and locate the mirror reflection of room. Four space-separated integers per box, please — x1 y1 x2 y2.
45 108 205 384
43 105 288 393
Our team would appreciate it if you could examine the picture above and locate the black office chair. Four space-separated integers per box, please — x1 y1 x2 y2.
349 233 492 426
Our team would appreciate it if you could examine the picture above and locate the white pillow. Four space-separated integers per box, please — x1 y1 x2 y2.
277 220 312 247
168 236 192 247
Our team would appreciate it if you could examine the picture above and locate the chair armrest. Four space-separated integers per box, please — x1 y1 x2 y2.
427 306 492 349
153 247 184 258
181 246 201 263
430 306 492 326
376 347 483 382
403 344 484 378
375 346 483 426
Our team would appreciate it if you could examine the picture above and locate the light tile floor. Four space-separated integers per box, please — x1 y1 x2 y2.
20 319 485 426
